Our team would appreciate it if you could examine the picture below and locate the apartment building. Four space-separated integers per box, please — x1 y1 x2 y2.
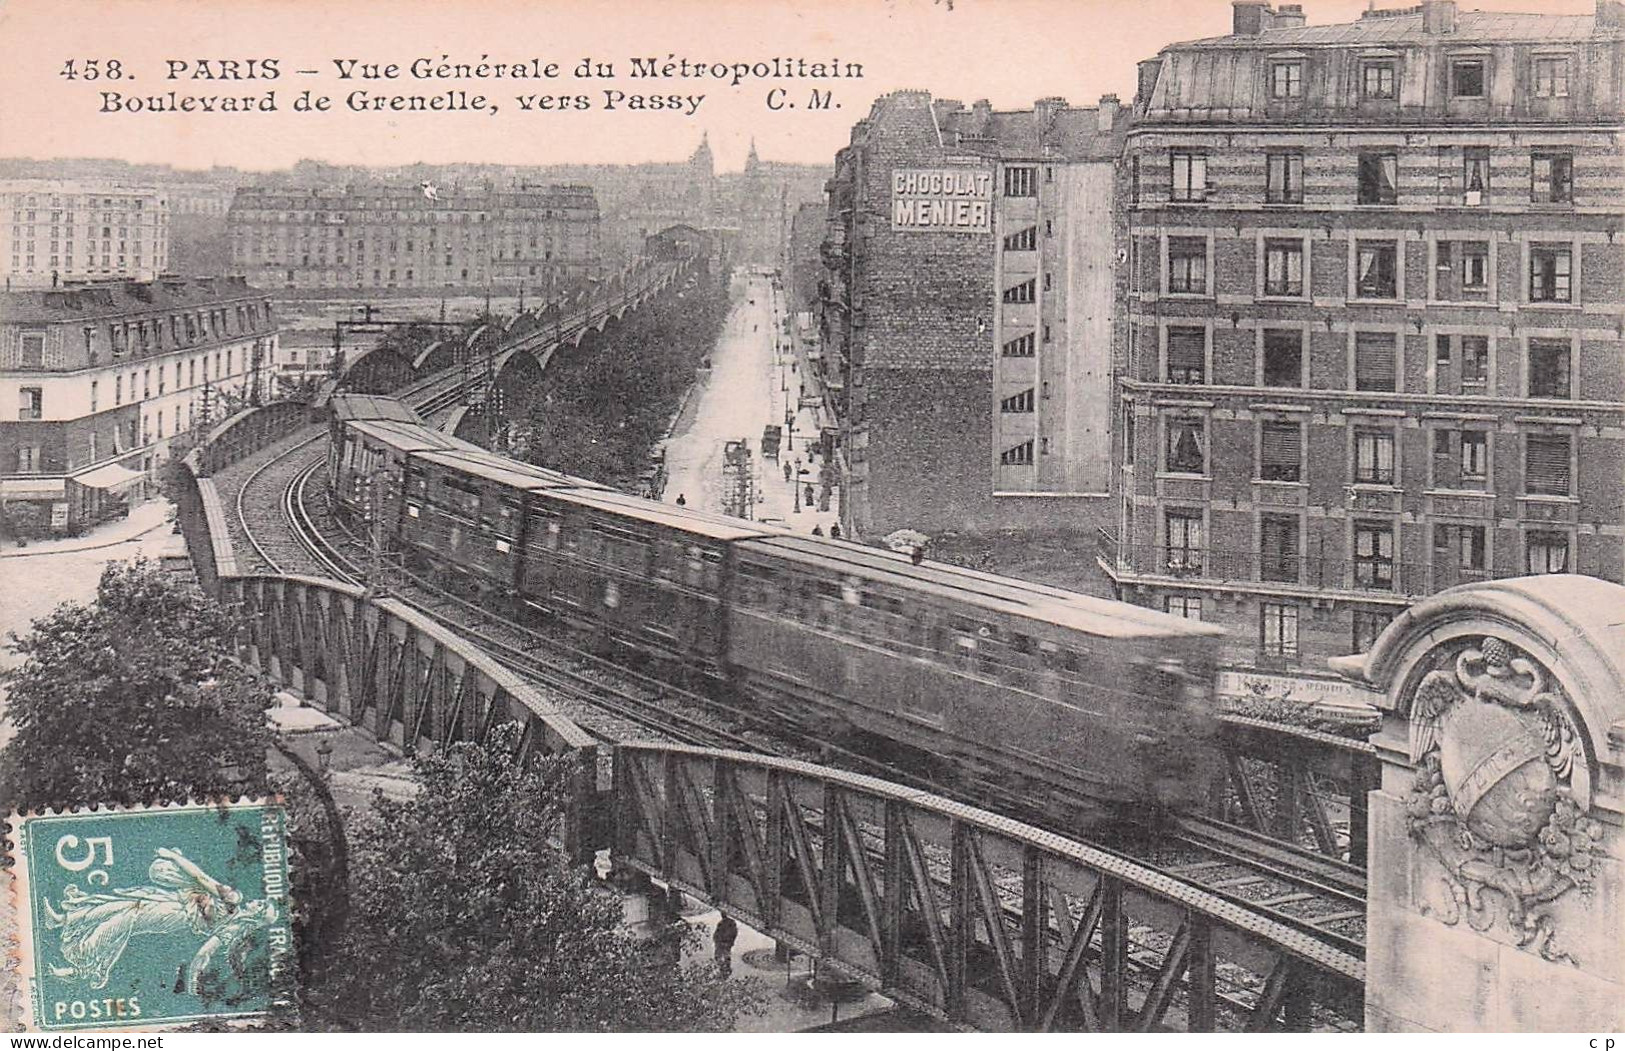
1102 0 1625 688
0 276 277 533
0 179 169 289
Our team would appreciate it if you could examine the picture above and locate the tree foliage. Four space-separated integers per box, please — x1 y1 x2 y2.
520 269 731 488
310 723 761 1031
0 559 271 812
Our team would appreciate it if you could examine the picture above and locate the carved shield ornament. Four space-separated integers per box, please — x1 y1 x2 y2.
1403 636 1600 965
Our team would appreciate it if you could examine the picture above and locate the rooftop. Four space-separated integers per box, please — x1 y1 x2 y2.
0 276 268 324
1176 2 1615 49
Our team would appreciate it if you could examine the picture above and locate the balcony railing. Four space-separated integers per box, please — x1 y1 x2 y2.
1097 531 1440 598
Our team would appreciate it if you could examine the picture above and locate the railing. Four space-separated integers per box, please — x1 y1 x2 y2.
612 744 1364 1031
1098 533 1441 599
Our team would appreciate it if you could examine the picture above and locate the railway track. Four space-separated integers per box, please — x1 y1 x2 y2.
280 452 1372 964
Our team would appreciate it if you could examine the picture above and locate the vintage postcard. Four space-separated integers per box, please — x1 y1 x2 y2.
0 0 1621 1037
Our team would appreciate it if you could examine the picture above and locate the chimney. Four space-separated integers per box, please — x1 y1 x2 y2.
1422 0 1457 33
1274 3 1306 28
1233 0 1273 35
1600 0 1625 29
1034 96 1067 131
1098 93 1121 132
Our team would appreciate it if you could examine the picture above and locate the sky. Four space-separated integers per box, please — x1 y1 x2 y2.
0 0 1600 173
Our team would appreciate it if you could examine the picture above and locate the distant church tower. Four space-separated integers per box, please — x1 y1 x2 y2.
689 133 717 217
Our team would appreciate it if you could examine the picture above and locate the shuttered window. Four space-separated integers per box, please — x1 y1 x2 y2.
1259 422 1303 481
1526 435 1572 495
1354 332 1398 391
1166 326 1205 383
1259 514 1300 582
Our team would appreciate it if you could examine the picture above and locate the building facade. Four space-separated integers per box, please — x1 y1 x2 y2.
0 180 170 290
227 183 601 293
820 90 1126 541
1102 0 1625 686
0 276 277 534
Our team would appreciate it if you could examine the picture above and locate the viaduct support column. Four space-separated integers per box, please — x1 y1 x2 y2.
1332 577 1625 1031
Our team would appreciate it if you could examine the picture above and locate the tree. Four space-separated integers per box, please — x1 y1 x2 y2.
311 724 762 1031
0 559 271 812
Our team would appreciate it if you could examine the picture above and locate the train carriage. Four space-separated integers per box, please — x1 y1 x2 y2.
400 449 587 598
522 487 772 672
728 535 1225 821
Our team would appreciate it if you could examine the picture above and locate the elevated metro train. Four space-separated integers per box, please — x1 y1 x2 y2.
327 396 1226 825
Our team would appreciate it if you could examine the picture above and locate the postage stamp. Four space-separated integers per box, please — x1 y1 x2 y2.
8 801 293 1031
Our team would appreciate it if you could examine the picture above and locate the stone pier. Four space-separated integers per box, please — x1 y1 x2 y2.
1331 576 1625 1031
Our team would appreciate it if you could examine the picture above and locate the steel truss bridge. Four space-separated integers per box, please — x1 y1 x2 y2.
176 245 1368 1032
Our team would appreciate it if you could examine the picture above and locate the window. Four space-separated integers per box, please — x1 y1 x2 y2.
1165 417 1205 474
18 386 42 420
1526 435 1572 496
1167 237 1207 294
1003 226 1036 251
1003 279 1036 304
1265 152 1304 204
1528 339 1571 399
1355 240 1398 299
1260 602 1300 658
1166 327 1205 384
1461 242 1489 292
1354 331 1398 392
1451 59 1486 98
1434 523 1487 577
1259 421 1303 482
1270 61 1303 99
1533 57 1570 99
1000 388 1035 413
1361 61 1396 99
16 445 41 473
1461 431 1489 483
1526 531 1569 574
1165 509 1204 574
1000 440 1034 466
1165 596 1202 620
1354 428 1395 485
1434 333 1490 394
1263 238 1304 297
1005 166 1036 197
19 332 45 369
1353 521 1396 589
115 375 122 405
1462 148 1490 205
1529 245 1572 303
1170 151 1207 202
1259 514 1300 582
1358 152 1399 204
1352 609 1394 653
1531 153 1574 204
1002 333 1035 358
1262 330 1303 387
90 380 98 413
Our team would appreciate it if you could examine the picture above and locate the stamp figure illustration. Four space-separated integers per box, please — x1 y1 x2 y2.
10 801 293 1031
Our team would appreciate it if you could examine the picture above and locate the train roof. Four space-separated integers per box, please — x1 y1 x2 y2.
329 394 422 424
346 418 478 455
739 535 1226 641
411 448 594 492
550 488 778 541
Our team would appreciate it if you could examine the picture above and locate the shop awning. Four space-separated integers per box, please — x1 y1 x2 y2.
0 477 65 501
72 462 145 493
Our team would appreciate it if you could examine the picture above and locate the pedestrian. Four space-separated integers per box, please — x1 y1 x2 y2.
830 522 842 540
783 461 792 483
675 493 687 507
713 915 738 978
804 483 814 505
811 525 824 537
911 545 925 566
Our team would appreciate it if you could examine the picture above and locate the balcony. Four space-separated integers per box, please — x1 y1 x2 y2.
1096 530 1431 599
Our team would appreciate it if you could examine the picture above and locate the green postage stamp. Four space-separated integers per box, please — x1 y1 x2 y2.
9 801 293 1031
